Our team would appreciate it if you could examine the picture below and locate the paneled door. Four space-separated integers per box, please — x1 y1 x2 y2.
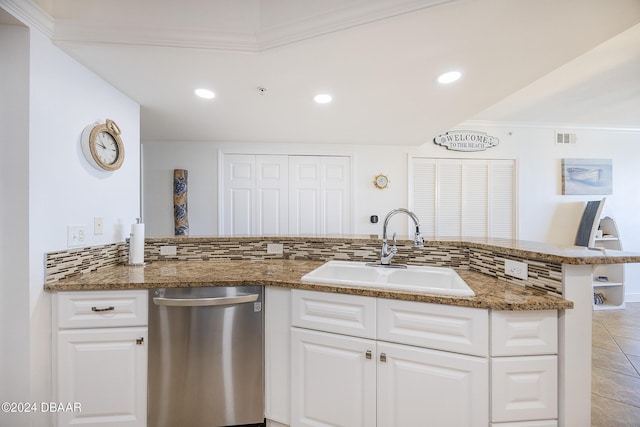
289 156 351 235
222 154 288 235
291 328 376 427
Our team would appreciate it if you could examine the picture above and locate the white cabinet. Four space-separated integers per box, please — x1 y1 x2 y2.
291 328 376 427
377 341 488 427
490 310 558 425
592 216 625 310
290 290 489 427
53 290 148 427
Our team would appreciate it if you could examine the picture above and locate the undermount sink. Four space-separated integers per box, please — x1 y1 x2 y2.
301 261 475 297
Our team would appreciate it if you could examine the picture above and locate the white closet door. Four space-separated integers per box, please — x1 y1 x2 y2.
321 157 351 235
256 155 288 235
289 156 351 236
437 159 462 238
410 159 437 238
462 162 488 238
223 154 255 236
289 156 321 235
410 158 516 240
489 160 516 239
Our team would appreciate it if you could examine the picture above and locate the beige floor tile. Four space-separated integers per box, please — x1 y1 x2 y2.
628 355 640 376
593 320 623 352
592 367 640 407
597 312 640 329
592 346 639 377
592 393 640 427
606 323 640 341
615 337 640 357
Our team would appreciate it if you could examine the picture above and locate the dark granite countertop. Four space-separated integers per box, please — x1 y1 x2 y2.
44 259 573 311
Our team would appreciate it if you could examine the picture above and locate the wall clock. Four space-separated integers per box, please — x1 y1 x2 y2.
373 173 389 190
81 119 125 171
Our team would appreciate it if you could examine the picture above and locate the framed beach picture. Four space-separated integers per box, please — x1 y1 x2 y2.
562 158 612 195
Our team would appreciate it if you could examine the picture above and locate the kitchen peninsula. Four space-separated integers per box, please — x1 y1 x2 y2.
45 236 640 427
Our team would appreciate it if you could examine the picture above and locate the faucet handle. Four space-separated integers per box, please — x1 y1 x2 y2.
392 232 398 249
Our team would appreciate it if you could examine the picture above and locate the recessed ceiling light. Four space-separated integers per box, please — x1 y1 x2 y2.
195 88 215 99
437 71 462 84
314 93 333 104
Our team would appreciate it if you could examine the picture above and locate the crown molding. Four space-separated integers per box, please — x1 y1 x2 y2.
53 20 259 52
0 0 54 37
5 0 454 52
462 120 640 134
258 0 454 49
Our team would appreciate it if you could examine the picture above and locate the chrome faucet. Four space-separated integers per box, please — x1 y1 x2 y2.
380 208 424 266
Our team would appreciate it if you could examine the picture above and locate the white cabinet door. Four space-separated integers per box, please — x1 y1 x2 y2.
56 327 148 427
222 154 288 235
291 328 376 427
289 156 351 235
377 341 489 427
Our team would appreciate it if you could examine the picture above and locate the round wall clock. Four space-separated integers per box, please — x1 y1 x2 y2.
374 173 389 190
81 119 125 171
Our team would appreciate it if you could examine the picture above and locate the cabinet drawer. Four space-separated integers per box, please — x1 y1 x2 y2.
491 310 557 356
491 356 558 423
291 290 376 339
377 298 488 356
55 290 148 329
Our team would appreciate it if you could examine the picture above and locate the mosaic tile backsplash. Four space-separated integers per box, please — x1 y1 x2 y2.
45 236 564 297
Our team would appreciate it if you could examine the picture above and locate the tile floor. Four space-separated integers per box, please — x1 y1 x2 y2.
591 302 640 426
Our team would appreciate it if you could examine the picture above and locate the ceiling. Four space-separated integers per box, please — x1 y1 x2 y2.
4 0 640 145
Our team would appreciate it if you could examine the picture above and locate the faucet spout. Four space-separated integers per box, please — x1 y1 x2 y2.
380 208 424 266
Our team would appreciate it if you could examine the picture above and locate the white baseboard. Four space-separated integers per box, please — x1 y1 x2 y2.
624 293 640 303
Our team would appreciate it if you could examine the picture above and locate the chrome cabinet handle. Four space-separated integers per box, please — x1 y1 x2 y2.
91 306 115 312
136 337 144 345
153 293 259 307
365 350 372 360
380 353 387 363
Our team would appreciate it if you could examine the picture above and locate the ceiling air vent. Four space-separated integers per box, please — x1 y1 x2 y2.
556 132 577 144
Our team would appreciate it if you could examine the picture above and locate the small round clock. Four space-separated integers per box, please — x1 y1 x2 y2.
81 119 125 171
374 173 389 190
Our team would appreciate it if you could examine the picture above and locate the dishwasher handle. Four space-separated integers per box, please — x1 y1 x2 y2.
153 293 259 307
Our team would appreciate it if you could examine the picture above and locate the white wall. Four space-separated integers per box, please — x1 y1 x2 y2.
0 22 31 427
0 19 140 426
143 125 640 301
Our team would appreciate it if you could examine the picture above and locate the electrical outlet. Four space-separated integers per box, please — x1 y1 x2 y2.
504 259 528 280
266 243 284 255
94 217 104 235
160 245 177 256
67 225 87 247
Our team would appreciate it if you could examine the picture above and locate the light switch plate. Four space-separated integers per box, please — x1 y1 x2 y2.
94 217 104 235
505 259 528 280
67 225 87 247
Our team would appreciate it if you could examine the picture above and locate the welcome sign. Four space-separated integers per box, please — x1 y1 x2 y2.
434 130 499 152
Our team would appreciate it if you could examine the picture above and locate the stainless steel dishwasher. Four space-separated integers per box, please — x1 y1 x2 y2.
148 286 265 427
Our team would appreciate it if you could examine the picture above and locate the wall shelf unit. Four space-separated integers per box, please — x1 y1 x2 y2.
592 216 625 310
